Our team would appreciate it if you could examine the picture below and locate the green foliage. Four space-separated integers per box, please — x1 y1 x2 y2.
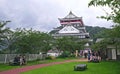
109 25 120 38
106 25 120 48
69 54 75 57
0 21 10 42
95 29 111 38
89 0 120 24
55 37 87 53
1 28 54 54
13 29 53 54
91 39 108 50
91 26 120 50
0 50 4 54
0 21 13 53
58 51 71 58
45 56 52 60
45 56 56 60
86 26 108 38
89 0 120 49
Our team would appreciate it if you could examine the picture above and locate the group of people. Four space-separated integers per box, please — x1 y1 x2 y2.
87 50 101 62
13 55 26 66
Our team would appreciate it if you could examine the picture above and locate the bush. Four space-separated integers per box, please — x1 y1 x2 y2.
51 56 56 60
45 56 56 60
36 58 41 61
58 51 71 58
70 54 75 57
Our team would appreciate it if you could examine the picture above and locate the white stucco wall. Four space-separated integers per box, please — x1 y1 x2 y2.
47 53 60 57
112 49 116 60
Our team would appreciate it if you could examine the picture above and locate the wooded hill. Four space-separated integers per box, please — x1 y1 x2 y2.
86 26 109 39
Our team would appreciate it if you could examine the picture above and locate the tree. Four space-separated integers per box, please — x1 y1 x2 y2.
12 29 53 54
55 37 88 54
89 0 120 49
89 0 120 24
107 25 120 48
0 21 11 50
2 30 15 53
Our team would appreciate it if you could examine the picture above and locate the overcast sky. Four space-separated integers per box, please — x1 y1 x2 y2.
0 0 113 32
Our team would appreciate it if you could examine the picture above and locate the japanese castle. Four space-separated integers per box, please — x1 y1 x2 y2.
51 11 89 39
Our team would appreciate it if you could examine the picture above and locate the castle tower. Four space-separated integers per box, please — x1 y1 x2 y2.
51 11 89 39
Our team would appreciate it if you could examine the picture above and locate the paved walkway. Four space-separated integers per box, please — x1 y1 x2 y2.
0 58 87 74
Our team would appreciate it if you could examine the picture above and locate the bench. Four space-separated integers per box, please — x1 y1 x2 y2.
74 64 87 71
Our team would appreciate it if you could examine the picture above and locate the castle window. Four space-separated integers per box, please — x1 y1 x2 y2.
64 29 67 31
71 28 74 31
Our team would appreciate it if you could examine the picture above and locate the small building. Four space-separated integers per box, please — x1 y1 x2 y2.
107 45 120 60
96 38 120 60
47 49 62 57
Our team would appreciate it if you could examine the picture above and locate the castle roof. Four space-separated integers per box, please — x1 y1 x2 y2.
59 11 82 21
58 25 80 34
64 11 78 19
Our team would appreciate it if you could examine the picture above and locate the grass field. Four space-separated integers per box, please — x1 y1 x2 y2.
22 61 120 74
0 58 75 72
0 63 20 72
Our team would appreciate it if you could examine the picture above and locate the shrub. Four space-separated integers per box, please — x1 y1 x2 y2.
36 58 41 61
58 51 71 58
50 56 56 60
70 54 75 57
45 56 56 60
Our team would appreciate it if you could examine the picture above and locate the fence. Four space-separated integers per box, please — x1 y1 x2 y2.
0 54 47 63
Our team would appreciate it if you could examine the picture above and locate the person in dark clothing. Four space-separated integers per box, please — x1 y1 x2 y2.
87 51 91 62
13 55 20 65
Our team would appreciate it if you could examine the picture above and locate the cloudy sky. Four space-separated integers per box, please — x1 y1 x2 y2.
0 0 113 32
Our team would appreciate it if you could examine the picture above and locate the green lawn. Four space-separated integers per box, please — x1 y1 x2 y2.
0 63 20 72
0 58 75 72
22 61 120 74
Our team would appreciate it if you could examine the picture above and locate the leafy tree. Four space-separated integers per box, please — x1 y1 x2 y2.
89 0 120 49
106 25 120 48
0 21 11 50
55 37 88 54
89 0 120 24
12 29 53 54
91 39 108 50
2 30 15 53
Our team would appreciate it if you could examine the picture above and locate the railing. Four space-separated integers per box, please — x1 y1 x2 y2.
0 54 47 63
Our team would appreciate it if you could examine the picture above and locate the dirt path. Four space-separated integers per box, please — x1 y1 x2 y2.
0 58 87 74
